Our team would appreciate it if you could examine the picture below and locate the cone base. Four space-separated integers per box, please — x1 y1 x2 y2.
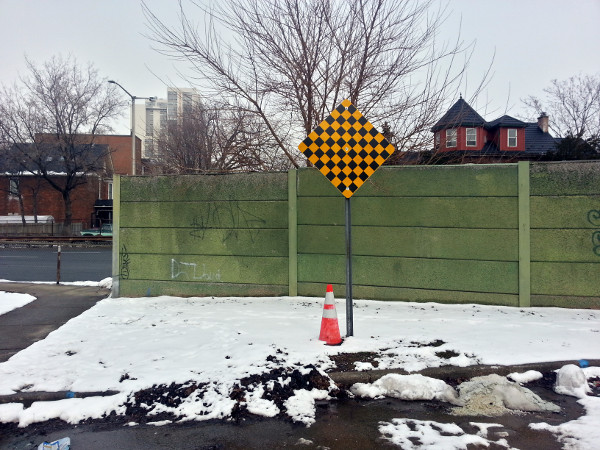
319 317 341 345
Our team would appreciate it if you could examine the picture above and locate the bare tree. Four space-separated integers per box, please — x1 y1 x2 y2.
523 73 600 139
151 101 283 174
144 0 487 164
0 55 126 228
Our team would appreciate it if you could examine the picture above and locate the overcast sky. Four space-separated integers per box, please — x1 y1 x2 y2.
1 0 599 134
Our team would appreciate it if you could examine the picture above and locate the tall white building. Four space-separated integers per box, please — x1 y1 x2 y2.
167 87 199 122
135 98 167 159
134 87 200 159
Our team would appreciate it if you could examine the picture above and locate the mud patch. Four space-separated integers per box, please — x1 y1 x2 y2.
231 365 339 421
121 365 339 425
435 350 460 359
328 352 379 372
588 377 600 396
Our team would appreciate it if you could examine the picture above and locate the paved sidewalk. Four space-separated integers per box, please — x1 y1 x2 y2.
0 283 111 362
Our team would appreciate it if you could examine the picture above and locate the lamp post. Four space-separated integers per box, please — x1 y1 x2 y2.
108 80 155 175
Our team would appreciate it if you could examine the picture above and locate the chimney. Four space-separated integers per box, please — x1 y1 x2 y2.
538 112 549 133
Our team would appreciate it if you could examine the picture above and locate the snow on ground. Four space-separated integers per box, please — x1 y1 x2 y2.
0 291 36 315
0 288 599 447
378 419 513 449
0 277 113 289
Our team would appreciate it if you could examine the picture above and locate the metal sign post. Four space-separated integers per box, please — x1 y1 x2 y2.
298 99 395 337
56 245 61 285
345 197 353 336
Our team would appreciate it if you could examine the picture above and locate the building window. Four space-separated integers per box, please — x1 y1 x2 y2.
466 128 477 147
146 109 154 136
446 129 457 148
107 182 113 200
508 129 517 147
9 178 19 196
434 132 440 148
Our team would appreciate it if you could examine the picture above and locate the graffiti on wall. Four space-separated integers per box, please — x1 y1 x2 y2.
171 258 222 282
120 244 130 279
189 201 266 243
587 210 600 256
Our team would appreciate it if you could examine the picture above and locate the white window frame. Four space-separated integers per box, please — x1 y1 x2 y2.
107 182 114 200
507 129 517 148
446 129 457 148
466 128 477 147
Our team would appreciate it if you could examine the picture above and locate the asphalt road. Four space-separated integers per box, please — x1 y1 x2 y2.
0 246 112 282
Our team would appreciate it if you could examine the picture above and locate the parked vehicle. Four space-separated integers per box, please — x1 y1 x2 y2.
80 223 113 237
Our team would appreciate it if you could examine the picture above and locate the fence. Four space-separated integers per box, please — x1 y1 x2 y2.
0 222 82 236
113 161 600 308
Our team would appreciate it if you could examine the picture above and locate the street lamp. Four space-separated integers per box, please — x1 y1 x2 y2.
108 80 155 175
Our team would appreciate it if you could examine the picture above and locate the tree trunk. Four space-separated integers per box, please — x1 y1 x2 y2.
30 186 39 223
62 190 73 235
18 193 26 225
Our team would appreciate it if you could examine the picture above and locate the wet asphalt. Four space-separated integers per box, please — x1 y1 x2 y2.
0 282 110 362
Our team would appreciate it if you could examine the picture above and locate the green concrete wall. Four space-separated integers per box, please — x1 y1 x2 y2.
114 173 289 297
114 162 600 308
295 165 521 305
529 161 600 307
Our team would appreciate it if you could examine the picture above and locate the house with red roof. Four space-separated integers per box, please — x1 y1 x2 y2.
430 97 560 162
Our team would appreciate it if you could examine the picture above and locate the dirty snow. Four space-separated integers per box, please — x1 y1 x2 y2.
454 374 560 415
0 288 598 447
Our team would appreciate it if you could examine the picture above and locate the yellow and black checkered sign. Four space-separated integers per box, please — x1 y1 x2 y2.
298 99 394 198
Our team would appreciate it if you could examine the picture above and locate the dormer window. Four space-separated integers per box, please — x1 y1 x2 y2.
446 129 457 148
466 128 477 147
508 129 517 147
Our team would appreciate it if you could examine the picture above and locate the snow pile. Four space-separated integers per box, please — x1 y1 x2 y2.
378 419 514 449
351 372 561 416
453 374 560 416
554 364 591 398
507 370 543 384
351 373 461 405
0 291 35 315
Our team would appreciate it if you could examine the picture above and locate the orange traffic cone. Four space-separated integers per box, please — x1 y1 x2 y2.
319 284 342 345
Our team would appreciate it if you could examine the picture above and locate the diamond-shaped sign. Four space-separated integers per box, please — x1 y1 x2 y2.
298 99 395 198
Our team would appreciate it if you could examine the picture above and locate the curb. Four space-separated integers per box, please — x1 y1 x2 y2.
328 359 600 387
0 391 121 406
2 360 596 407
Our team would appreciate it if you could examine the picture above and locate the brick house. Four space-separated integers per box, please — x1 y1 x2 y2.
430 97 560 162
0 134 140 229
